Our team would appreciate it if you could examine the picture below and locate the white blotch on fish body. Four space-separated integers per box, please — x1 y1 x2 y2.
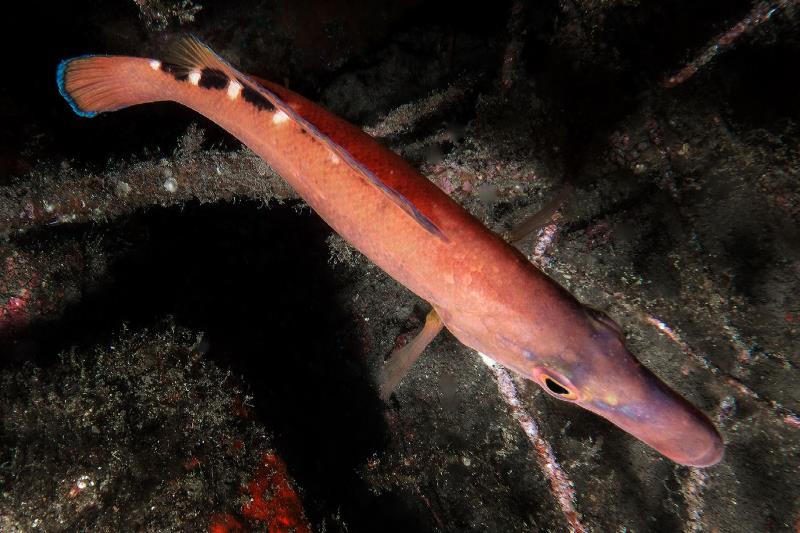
227 80 242 100
329 152 341 164
272 111 289 124
188 70 201 86
149 60 161 70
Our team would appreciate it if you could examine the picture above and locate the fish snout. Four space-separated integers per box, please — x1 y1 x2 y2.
583 365 724 467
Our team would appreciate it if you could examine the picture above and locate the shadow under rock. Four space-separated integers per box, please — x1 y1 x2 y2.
2 201 429 532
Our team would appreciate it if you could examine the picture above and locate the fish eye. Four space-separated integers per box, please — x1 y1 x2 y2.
544 376 569 395
539 373 578 400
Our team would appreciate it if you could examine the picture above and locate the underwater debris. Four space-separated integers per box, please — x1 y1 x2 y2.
0 324 281 531
530 217 562 267
480 354 587 533
644 313 800 429
0 126 294 238
0 238 104 339
133 0 203 30
680 396 735 533
0 251 37 333
500 0 527 92
665 0 797 87
364 84 469 139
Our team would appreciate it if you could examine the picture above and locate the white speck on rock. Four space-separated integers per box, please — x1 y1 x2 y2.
163 177 178 193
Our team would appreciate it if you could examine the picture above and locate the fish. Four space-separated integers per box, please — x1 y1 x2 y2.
57 35 724 467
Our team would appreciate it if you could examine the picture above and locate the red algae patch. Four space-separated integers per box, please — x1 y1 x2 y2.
209 513 244 533
209 452 310 533
243 453 310 532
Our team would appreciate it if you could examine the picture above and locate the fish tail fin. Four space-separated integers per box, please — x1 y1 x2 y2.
57 55 165 117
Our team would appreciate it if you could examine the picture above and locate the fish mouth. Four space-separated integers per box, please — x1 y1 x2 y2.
581 365 724 467
686 435 725 467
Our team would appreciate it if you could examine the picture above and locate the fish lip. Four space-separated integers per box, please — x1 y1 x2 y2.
580 364 725 467
585 397 725 467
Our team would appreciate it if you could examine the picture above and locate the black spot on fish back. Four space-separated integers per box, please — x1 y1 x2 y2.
199 68 228 90
242 85 275 111
161 62 188 81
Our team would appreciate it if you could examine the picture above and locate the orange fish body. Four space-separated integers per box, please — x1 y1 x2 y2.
58 37 723 467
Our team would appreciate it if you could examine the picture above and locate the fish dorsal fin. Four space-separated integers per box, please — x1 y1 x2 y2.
163 34 232 77
164 35 448 242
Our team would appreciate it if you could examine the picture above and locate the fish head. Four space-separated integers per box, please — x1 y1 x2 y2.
520 307 724 467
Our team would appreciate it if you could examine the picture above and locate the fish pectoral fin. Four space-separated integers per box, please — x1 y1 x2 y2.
378 307 444 401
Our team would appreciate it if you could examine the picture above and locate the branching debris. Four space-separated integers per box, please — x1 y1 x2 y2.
500 0 527 91
680 396 736 533
364 84 469 139
0 126 294 239
642 313 800 428
665 0 798 87
480 353 587 533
